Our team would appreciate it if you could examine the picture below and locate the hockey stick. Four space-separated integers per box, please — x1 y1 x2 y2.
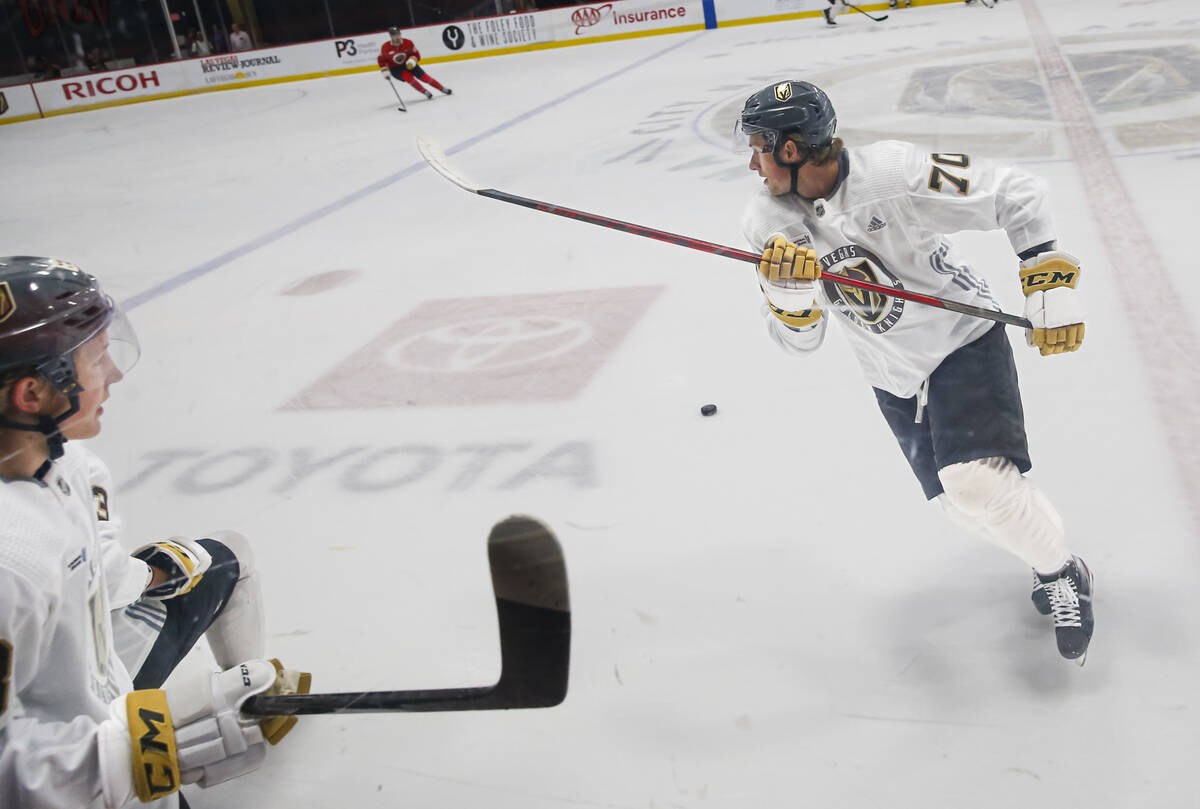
846 3 888 21
416 136 1031 329
241 515 569 715
384 74 407 112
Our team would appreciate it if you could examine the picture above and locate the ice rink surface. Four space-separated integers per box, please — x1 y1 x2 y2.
6 0 1200 805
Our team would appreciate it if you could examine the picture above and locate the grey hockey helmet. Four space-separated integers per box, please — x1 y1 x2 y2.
0 256 138 459
734 80 837 156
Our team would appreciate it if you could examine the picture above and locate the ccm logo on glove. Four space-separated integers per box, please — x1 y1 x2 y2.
1020 258 1079 292
128 690 180 801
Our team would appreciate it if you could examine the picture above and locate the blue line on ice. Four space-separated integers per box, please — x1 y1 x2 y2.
121 31 705 312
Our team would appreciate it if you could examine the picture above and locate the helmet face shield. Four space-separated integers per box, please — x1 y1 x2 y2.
732 118 778 155
103 305 140 381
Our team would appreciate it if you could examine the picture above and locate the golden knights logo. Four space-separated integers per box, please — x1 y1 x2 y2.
774 82 793 102
0 92 9 116
0 282 14 324
819 245 905 333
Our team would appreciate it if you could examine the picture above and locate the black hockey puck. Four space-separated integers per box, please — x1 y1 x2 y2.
700 404 717 417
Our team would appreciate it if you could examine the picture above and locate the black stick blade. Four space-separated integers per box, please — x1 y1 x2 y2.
489 515 571 708
240 515 569 716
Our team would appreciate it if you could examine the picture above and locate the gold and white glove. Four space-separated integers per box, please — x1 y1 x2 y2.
1019 250 1084 355
766 300 823 329
759 236 823 330
134 537 212 599
99 659 311 805
759 235 820 284
404 56 418 69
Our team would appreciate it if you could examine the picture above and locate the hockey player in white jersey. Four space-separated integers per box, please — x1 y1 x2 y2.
734 81 1093 664
0 256 310 808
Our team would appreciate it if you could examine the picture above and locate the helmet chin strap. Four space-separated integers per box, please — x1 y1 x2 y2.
771 139 811 196
786 156 809 196
0 393 80 477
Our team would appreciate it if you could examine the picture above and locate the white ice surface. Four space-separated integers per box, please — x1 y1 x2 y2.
5 0 1200 806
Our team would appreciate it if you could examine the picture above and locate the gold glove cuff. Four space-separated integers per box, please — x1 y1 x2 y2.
1020 258 1080 294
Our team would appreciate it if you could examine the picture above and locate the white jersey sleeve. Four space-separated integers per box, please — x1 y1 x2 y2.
760 302 828 355
80 447 150 611
903 147 1056 255
0 567 109 809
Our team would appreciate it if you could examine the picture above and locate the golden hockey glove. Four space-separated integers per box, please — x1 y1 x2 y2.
124 689 181 802
102 661 278 806
1018 250 1084 355
134 537 212 599
405 57 418 69
767 300 823 330
258 658 313 745
759 235 821 283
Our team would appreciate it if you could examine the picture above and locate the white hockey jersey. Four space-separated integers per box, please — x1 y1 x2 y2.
742 140 1057 398
0 443 164 809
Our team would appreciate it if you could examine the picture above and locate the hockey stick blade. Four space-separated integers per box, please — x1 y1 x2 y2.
417 136 483 193
846 3 888 20
241 515 570 715
416 137 1031 329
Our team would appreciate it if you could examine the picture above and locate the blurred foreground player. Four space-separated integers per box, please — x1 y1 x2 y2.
733 82 1094 664
0 256 310 808
378 26 452 100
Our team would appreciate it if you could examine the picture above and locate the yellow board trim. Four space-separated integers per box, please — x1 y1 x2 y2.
714 0 965 27
0 111 43 125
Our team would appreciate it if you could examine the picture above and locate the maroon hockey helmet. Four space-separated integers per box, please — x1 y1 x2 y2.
0 256 138 458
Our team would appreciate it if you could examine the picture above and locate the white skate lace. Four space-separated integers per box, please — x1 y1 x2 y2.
1046 578 1081 628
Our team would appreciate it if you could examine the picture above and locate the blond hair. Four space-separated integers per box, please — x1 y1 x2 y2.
784 135 844 166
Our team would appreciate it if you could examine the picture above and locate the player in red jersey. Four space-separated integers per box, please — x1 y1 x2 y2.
378 26 452 100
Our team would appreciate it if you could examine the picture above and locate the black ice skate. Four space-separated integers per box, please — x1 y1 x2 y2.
822 6 837 24
1030 569 1051 615
424 90 434 100
441 87 453 95
1037 556 1094 665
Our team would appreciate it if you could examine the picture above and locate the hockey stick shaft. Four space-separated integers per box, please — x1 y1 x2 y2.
241 516 570 716
845 2 888 20
460 183 1028 328
384 74 407 111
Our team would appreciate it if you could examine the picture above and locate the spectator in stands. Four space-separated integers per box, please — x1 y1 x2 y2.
190 31 212 56
230 23 253 51
211 25 228 53
84 48 106 71
28 54 61 79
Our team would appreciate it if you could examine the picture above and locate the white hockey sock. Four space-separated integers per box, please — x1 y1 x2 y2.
204 530 266 668
935 457 1071 575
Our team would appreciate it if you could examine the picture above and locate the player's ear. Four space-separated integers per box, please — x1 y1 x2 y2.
779 139 799 163
7 375 55 415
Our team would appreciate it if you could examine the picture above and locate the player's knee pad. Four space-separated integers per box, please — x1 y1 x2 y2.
936 456 1020 518
200 530 266 666
932 492 980 534
202 529 256 580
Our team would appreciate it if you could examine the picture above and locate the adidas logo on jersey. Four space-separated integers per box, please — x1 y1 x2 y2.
866 216 887 232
